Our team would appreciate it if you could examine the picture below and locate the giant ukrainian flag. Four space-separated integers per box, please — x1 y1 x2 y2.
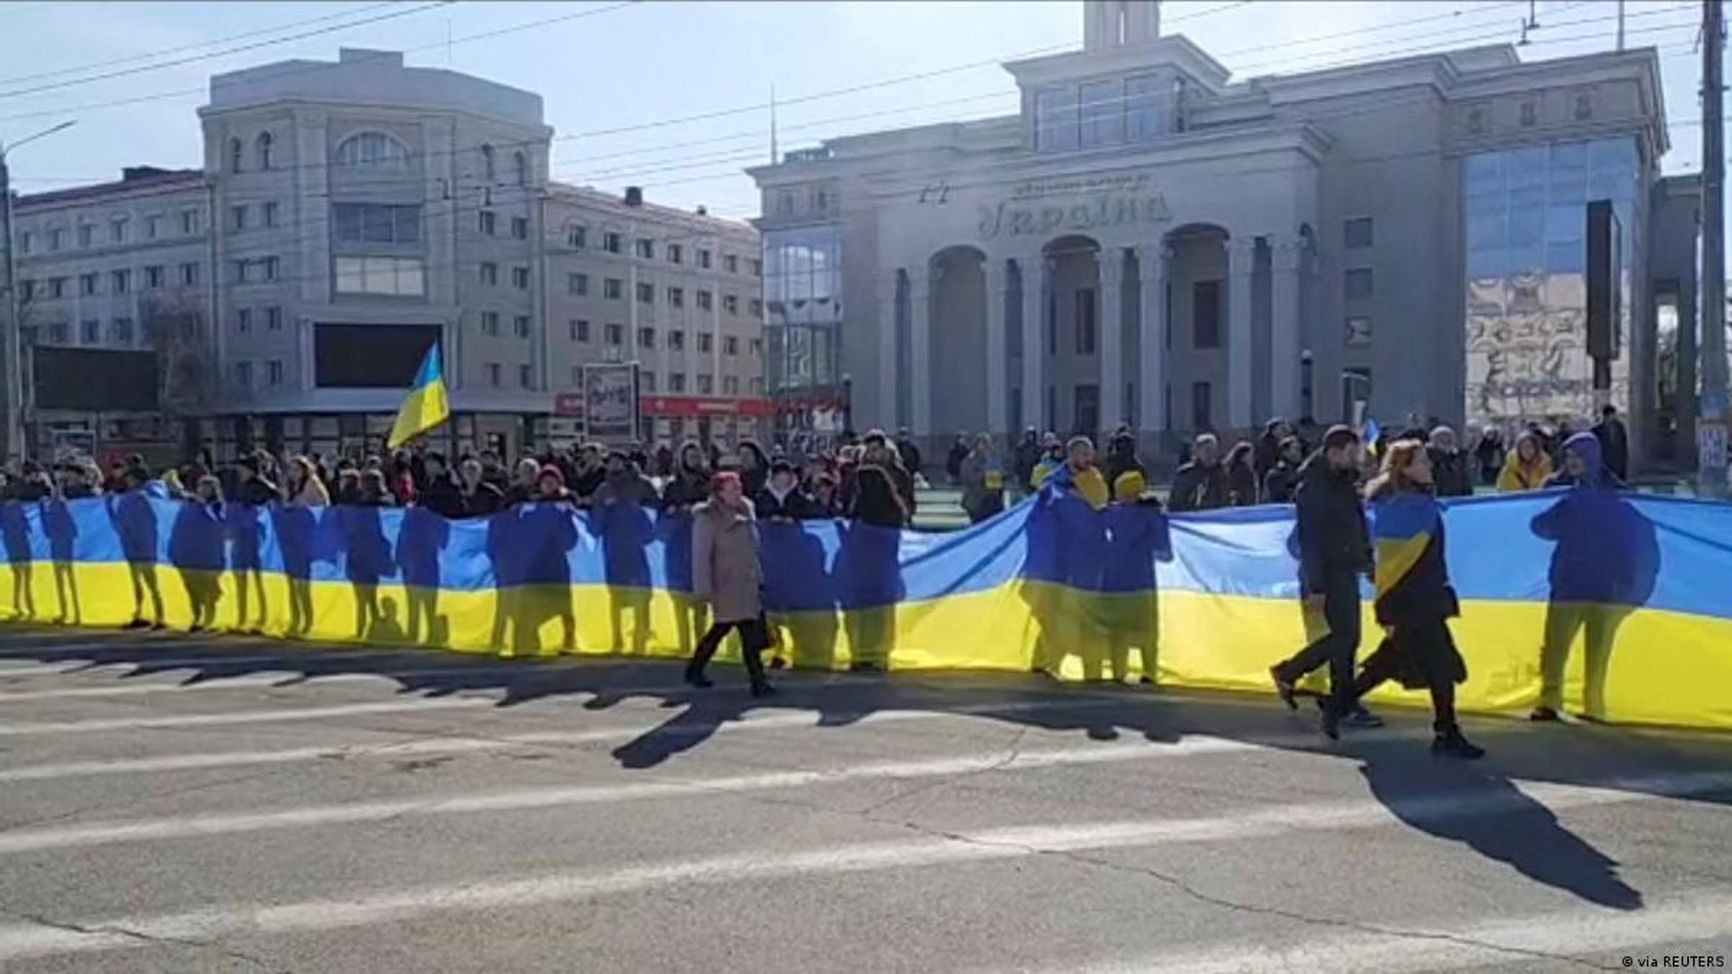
387 345 450 448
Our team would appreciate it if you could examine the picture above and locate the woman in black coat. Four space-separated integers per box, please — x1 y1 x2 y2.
1326 439 1483 758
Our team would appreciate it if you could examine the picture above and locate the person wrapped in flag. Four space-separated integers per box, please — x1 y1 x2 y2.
387 345 452 450
1325 439 1483 758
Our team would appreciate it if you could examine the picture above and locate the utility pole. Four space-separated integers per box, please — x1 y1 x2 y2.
0 120 76 467
1702 0 1728 497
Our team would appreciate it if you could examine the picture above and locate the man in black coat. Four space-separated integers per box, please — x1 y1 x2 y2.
1270 426 1381 728
1593 404 1630 483
457 457 505 516
1425 426 1475 498
895 428 923 481
1011 428 1042 496
416 452 467 519
234 454 282 507
1169 434 1229 512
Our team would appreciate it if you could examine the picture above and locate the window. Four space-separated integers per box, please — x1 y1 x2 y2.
487 363 501 388
1519 100 1537 127
512 266 530 289
668 286 684 308
80 273 98 297
1074 384 1100 433
1191 381 1212 430
777 190 795 215
333 256 424 295
235 361 254 389
1079 80 1123 148
111 269 130 294
511 216 528 240
231 205 248 231
481 144 496 182
750 338 762 356
513 151 528 187
180 209 200 234
1341 367 1372 423
603 231 622 253
640 372 656 393
48 322 68 344
257 132 273 170
478 210 497 235
725 254 738 274
145 215 160 239
237 308 252 333
669 330 685 350
78 224 93 247
519 364 533 388
723 375 739 395
605 323 624 345
1574 92 1593 121
180 262 199 286
262 201 279 228
669 372 687 393
636 238 655 259
480 262 499 286
266 306 282 331
569 273 589 295
17 231 31 255
48 227 64 250
110 317 134 343
49 277 66 299
1036 87 1079 151
513 314 530 337
81 319 99 343
1074 287 1096 354
335 203 420 244
110 218 127 243
723 294 739 315
750 258 762 277
604 277 623 299
1468 107 1487 134
480 312 500 336
1344 268 1374 300
697 248 712 269
229 137 244 174
698 374 714 394
17 280 31 302
697 289 713 310
698 332 713 353
1343 218 1374 249
723 335 739 355
567 224 587 248
335 133 411 169
749 298 763 317
1192 280 1221 349
638 326 655 348
1345 316 1372 347
1126 74 1166 141
750 377 763 395
268 360 284 386
145 265 164 289
571 319 590 342
262 256 279 281
668 243 683 264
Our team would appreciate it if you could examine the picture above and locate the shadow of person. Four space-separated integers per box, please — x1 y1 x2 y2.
610 689 751 770
506 503 579 655
1531 488 1661 720
761 519 838 671
1018 487 1109 679
370 595 408 644
1358 747 1643 910
44 497 79 625
486 506 526 654
271 505 318 636
1101 498 1173 684
167 499 226 630
1 501 37 620
338 504 392 640
396 505 450 646
835 519 903 672
595 498 655 655
107 488 165 627
225 502 268 634
657 507 707 654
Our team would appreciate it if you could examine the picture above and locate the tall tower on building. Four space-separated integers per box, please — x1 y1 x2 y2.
1083 0 1160 50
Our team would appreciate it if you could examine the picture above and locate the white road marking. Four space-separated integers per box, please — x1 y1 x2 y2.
0 697 499 735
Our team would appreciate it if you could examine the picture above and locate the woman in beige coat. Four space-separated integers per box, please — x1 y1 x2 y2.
684 471 774 695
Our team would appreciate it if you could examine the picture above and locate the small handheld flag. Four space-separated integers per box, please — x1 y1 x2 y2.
1364 417 1382 457
387 345 451 449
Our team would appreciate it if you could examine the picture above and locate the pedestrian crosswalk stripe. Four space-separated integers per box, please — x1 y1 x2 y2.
0 697 498 735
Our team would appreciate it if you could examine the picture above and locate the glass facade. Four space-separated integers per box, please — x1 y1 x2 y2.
763 225 842 399
1463 138 1640 430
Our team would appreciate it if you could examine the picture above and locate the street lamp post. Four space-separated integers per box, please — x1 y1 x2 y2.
0 120 77 465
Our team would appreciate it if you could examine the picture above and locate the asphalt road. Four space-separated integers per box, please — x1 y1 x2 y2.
0 625 1727 973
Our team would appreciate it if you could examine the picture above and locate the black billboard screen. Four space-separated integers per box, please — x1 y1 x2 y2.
314 324 441 389
34 348 159 412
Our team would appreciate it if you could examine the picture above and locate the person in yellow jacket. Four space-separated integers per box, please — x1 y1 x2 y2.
1497 430 1554 492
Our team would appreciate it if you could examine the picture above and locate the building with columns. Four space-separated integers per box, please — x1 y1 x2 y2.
751 0 1698 469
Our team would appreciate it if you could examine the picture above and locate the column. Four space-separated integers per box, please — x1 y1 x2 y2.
909 266 932 435
1018 254 1044 431
1098 247 1125 431
984 256 1009 438
877 271 899 430
1227 237 1256 430
1136 243 1168 432
1269 234 1302 422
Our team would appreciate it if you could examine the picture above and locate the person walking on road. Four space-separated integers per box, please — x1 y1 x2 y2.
685 472 773 696
1269 426 1382 730
1326 439 1482 757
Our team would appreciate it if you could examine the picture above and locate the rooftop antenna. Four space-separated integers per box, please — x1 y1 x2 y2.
1616 0 1626 52
1518 0 1541 46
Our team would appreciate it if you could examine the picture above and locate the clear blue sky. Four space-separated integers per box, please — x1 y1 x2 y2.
0 1 1712 222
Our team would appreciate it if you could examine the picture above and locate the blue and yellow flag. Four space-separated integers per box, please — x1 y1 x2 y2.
1371 491 1438 598
1364 417 1382 457
387 345 450 449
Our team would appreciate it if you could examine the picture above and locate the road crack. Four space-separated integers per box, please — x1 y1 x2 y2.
0 903 292 973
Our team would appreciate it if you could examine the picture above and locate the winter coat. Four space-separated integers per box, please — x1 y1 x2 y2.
461 482 505 517
754 485 818 521
1497 448 1553 493
1293 451 1371 595
1261 461 1301 504
291 477 330 507
418 475 466 519
1533 432 1657 605
236 476 281 507
1226 462 1258 507
1594 417 1630 482
1367 488 1466 689
1427 448 1474 498
691 499 762 623
592 471 659 508
1169 461 1229 512
958 450 1007 520
1012 438 1043 489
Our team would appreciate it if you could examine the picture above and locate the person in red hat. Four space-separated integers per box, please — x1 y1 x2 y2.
535 464 574 503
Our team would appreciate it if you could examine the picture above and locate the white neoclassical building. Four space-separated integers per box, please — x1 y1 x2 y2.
751 0 1700 468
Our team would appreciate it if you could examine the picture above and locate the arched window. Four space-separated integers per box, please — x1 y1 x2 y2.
256 132 273 170
481 144 496 182
513 150 527 186
229 137 244 174
333 131 410 169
